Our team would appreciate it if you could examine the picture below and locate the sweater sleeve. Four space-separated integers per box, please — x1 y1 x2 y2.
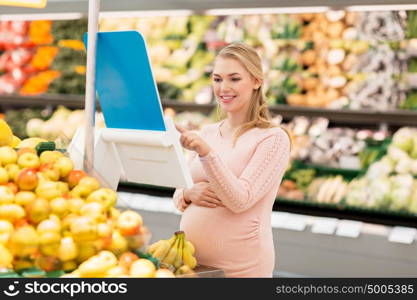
199 129 290 213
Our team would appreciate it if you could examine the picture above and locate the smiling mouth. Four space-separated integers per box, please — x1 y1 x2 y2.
219 95 236 103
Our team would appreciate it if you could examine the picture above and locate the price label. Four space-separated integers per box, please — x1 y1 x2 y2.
311 217 338 235
336 220 362 238
388 226 417 244
280 214 307 231
0 0 47 8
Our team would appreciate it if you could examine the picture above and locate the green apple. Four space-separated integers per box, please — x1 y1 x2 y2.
39 150 63 165
0 167 9 184
0 146 17 165
0 186 14 204
16 168 39 191
15 191 36 207
86 188 117 209
35 181 62 200
50 197 69 218
17 152 40 169
55 157 74 179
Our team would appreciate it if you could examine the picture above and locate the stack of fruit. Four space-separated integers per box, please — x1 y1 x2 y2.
62 250 175 278
148 231 197 276
0 120 151 274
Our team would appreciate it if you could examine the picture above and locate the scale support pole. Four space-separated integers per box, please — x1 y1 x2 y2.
84 0 100 174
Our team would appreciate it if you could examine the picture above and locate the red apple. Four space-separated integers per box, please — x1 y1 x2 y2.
117 210 143 236
16 168 39 191
66 170 87 188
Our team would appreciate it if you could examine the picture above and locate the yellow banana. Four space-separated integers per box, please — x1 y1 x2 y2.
162 236 180 266
182 245 197 269
185 240 195 255
173 233 184 269
148 240 164 255
175 265 197 277
152 236 175 261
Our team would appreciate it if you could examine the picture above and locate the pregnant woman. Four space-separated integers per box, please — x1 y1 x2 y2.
173 42 290 277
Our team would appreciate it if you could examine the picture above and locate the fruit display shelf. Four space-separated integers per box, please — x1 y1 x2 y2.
2 95 417 128
117 182 417 229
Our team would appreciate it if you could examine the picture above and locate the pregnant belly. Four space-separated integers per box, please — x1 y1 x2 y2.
179 204 261 267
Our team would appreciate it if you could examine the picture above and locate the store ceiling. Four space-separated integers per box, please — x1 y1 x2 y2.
1 0 417 15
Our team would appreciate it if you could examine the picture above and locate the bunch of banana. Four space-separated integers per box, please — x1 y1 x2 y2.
148 231 197 273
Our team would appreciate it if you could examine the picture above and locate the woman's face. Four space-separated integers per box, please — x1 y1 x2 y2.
212 57 260 114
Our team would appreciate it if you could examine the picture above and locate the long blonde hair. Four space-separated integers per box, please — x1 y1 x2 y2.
215 42 276 145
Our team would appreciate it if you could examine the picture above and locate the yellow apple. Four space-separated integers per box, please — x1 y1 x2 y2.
70 216 98 242
14 258 34 271
15 191 36 207
55 156 74 178
39 231 61 246
155 268 176 278
67 197 85 214
17 152 40 169
57 181 69 195
0 146 17 165
70 184 93 199
62 260 77 272
5 164 20 182
39 163 60 181
39 150 63 165
78 176 100 191
37 217 61 234
0 244 13 269
0 167 9 184
129 259 156 278
78 251 118 277
86 188 117 209
35 181 62 200
105 230 128 256
0 185 14 204
59 236 78 262
17 147 37 157
76 241 99 263
117 210 143 236
105 266 127 277
9 225 39 257
0 204 25 222
61 213 78 233
0 220 13 244
97 222 112 239
80 202 106 222
16 168 39 191
26 197 50 224
50 197 69 217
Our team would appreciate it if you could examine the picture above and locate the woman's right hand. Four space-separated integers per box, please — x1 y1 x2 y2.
184 182 224 208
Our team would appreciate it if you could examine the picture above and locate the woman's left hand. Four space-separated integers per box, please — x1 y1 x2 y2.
176 125 211 157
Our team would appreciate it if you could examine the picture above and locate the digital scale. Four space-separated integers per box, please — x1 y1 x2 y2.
68 31 193 190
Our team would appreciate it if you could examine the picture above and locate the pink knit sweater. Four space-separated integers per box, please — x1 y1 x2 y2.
173 122 290 277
